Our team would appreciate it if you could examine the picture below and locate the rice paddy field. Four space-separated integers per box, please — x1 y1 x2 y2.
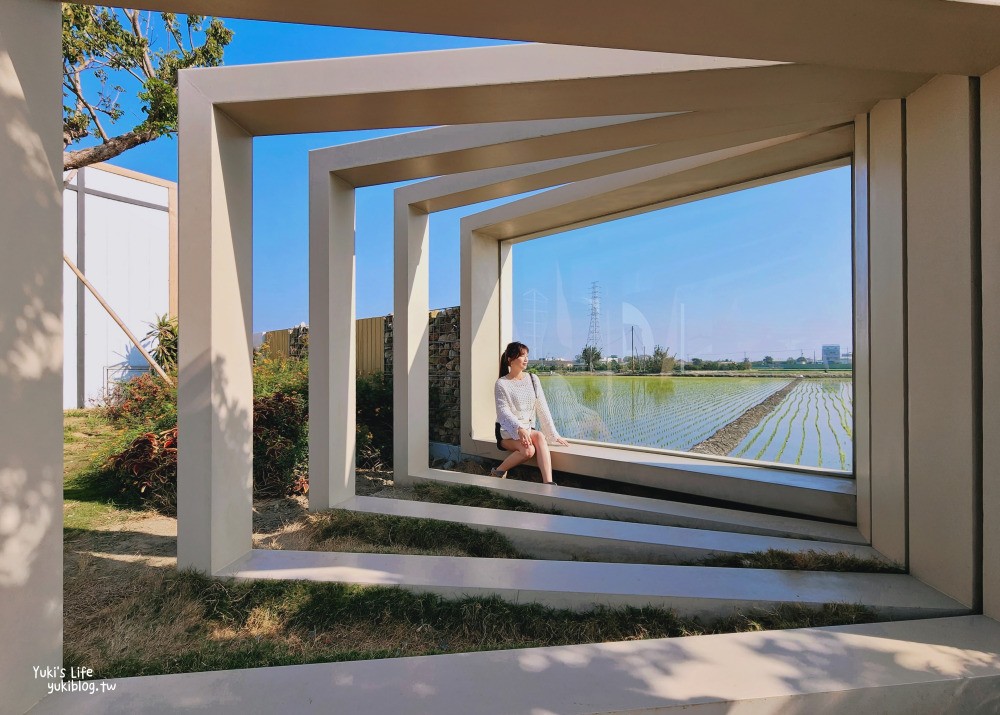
539 374 853 472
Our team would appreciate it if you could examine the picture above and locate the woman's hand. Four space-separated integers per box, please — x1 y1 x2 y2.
517 427 531 447
553 437 569 447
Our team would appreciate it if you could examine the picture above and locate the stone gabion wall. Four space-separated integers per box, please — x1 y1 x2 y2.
383 314 393 376
383 307 461 445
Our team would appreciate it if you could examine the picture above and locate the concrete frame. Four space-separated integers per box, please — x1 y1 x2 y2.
8 0 1000 710
75 0 1000 76
178 46 894 571
1 3 63 712
168 37 990 599
310 108 861 489
904 75 980 608
454 129 856 509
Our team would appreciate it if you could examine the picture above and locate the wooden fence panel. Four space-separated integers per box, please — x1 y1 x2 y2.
356 316 385 376
264 329 291 359
264 317 387 375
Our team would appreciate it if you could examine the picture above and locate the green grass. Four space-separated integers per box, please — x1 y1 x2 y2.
412 481 565 515
311 510 527 558
63 409 147 530
65 568 880 680
63 409 889 682
691 549 904 574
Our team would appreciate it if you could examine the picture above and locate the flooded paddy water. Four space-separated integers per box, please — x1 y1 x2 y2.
539 374 853 472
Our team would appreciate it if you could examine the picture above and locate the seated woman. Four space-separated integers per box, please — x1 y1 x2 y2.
492 341 568 484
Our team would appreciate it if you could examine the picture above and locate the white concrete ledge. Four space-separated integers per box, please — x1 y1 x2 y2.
467 438 856 522
414 469 867 544
340 495 887 564
31 616 1000 714
216 549 965 621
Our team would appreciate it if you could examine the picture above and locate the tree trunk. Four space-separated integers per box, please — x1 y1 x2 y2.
63 129 161 171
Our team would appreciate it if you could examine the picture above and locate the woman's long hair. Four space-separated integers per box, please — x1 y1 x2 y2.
499 341 529 378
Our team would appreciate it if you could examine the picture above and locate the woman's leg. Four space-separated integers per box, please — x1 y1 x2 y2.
496 438 534 473
531 430 554 484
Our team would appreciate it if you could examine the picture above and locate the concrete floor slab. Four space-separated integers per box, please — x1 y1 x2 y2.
341 495 887 564
30 616 1000 714
415 469 867 543
465 438 857 521
216 549 965 620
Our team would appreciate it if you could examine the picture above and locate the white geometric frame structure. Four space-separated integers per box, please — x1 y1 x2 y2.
310 107 866 492
176 44 785 573
457 128 860 519
8 1 1000 710
175 44 927 573
174 32 986 660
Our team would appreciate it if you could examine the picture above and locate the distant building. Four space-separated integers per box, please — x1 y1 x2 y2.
821 344 841 366
534 358 574 370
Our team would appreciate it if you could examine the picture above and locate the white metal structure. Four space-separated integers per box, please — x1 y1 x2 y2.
63 164 177 408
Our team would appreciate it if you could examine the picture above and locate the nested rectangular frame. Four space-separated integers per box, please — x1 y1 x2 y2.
175 40 933 574
312 121 869 528
180 43 885 573
10 4 1000 709
457 129 860 490
387 126 862 485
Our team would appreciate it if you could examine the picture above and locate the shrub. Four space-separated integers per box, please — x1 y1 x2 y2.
98 356 391 512
102 390 310 514
253 354 309 399
105 427 178 513
356 372 392 469
253 390 309 498
101 372 177 431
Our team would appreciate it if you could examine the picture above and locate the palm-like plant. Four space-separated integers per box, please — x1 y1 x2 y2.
145 314 179 370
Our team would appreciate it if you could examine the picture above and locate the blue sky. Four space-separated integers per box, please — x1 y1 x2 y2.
90 16 852 354
511 168 852 362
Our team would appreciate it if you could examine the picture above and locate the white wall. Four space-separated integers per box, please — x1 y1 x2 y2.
62 166 173 408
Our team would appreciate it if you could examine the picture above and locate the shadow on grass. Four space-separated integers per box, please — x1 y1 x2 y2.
311 510 528 559
64 557 882 681
411 482 565 515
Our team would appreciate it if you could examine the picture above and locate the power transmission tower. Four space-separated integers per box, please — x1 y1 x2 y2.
586 281 602 352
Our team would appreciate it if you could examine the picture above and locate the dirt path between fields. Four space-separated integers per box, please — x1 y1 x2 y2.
689 378 802 458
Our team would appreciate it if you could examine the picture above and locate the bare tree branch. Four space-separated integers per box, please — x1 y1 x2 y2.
125 9 156 78
63 128 160 170
69 64 109 142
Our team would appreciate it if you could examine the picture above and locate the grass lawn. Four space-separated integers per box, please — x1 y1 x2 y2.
63 409 147 531
64 409 884 680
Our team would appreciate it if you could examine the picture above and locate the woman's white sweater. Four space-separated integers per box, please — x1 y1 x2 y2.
494 373 561 442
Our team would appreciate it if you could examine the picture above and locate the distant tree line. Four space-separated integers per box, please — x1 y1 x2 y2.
575 345 676 373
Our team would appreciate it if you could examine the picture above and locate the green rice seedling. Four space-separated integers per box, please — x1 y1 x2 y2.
825 395 847 471
774 390 805 462
750 389 800 460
